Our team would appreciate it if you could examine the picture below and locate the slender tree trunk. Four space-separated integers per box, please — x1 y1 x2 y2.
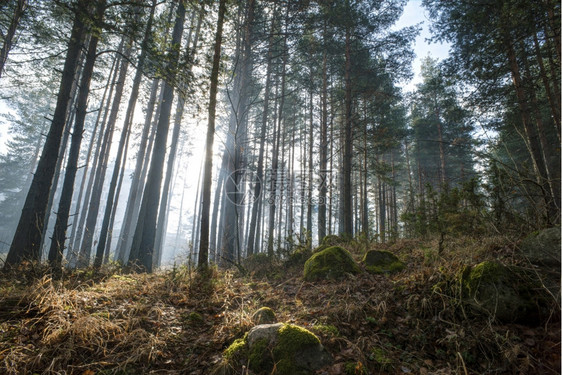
306 90 313 238
115 79 160 262
4 0 87 267
209 164 224 261
48 2 104 268
77 43 131 268
328 102 334 235
379 177 386 243
318 29 328 244
341 25 353 236
104 126 131 263
39 68 80 257
267 7 287 255
0 0 28 78
198 0 226 269
520 43 561 215
247 0 274 256
504 31 554 219
362 117 368 237
94 3 155 268
68 50 118 258
128 0 186 273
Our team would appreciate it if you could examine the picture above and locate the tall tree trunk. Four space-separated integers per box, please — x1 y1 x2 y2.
39 61 82 257
104 126 131 264
341 25 353 236
48 1 105 268
520 43 561 216
4 0 87 267
128 0 186 273
0 0 28 78
247 0 274 256
267 6 287 256
115 78 160 262
378 177 386 243
209 164 225 261
198 0 226 269
362 115 369 237
318 28 328 244
504 31 554 220
94 2 155 268
221 0 255 263
306 90 313 238
68 50 118 259
77 43 131 268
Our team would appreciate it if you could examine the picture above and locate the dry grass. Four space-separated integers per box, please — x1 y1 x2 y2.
0 235 559 374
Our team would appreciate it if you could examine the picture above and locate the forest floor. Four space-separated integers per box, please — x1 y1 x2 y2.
0 236 559 375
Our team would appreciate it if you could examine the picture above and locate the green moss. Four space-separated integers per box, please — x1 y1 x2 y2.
303 246 360 281
223 337 247 360
460 261 548 323
272 324 321 375
463 261 506 292
248 338 272 371
219 324 330 374
252 307 277 325
362 250 404 274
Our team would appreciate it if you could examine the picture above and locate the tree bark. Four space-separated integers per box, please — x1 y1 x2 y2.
128 0 186 273
341 24 353 236
198 0 226 269
48 1 105 268
247 0 274 256
0 0 28 78
94 2 155 268
77 43 131 268
318 27 328 244
4 0 87 267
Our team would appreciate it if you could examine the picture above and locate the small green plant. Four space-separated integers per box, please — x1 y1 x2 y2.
369 347 393 370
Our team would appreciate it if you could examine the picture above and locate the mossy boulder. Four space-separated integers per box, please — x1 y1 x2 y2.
303 246 360 281
460 261 548 323
219 323 332 375
251 307 277 325
362 250 404 274
519 227 561 267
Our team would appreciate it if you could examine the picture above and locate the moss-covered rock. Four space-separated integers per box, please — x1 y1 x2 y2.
251 307 277 325
218 323 332 375
460 261 548 323
362 250 404 274
519 227 561 267
303 246 360 281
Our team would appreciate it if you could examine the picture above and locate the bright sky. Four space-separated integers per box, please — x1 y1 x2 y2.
395 0 451 92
